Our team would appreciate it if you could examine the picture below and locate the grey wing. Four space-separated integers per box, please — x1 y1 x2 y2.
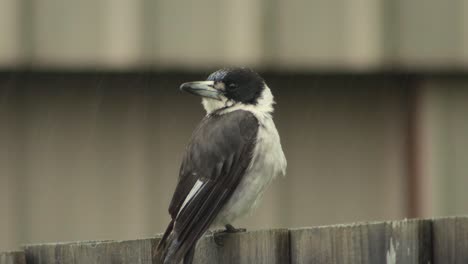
156 110 258 264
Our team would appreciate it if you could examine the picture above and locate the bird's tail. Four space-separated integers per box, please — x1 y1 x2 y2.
155 220 176 263
155 220 195 264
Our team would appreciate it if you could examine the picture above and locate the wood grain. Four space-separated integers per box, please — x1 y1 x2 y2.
433 216 468 264
4 217 467 263
193 229 290 264
290 219 432 264
0 251 26 264
21 230 290 264
24 238 159 264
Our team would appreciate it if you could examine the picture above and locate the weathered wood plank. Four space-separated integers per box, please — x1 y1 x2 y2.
193 229 290 264
23 238 160 264
22 230 289 263
22 229 289 264
290 219 432 264
0 251 26 264
432 216 468 264
16 217 468 263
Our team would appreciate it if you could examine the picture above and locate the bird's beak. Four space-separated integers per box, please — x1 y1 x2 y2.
180 81 222 100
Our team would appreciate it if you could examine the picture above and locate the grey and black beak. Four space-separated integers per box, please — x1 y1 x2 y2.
180 81 222 100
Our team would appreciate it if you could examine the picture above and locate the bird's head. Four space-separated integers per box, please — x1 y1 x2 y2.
180 68 274 115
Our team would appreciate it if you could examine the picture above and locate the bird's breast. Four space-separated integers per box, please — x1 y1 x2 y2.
211 116 286 227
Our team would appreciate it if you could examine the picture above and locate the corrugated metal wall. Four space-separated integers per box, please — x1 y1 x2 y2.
1 0 468 69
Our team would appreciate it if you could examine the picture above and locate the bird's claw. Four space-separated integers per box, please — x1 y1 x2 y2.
212 224 246 247
213 231 226 246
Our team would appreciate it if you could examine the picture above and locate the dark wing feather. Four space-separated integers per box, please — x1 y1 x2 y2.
156 110 258 264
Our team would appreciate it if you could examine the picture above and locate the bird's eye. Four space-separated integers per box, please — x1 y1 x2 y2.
228 83 237 90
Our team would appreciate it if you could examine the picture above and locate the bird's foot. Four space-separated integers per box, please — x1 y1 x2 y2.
212 230 226 247
212 224 246 246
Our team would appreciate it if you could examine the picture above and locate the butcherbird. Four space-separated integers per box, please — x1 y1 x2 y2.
156 68 286 264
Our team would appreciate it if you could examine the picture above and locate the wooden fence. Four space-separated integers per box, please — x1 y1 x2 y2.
1 216 467 264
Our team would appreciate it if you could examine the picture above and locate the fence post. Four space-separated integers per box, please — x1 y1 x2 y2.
289 219 432 264
433 216 468 263
0 251 26 264
193 229 290 263
23 238 159 264
1 217 467 263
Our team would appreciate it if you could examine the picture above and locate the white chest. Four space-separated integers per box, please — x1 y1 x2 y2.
212 116 287 227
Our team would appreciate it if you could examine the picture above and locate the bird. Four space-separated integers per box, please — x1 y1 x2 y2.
155 67 287 264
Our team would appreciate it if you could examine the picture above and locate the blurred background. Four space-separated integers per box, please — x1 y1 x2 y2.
1 0 468 252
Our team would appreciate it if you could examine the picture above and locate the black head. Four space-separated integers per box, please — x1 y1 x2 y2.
180 68 266 105
207 68 265 104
